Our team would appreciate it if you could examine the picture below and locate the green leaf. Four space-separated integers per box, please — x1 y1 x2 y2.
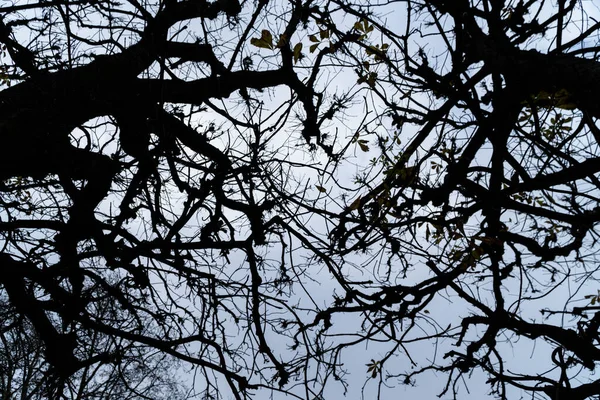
309 34 319 43
250 37 270 49
397 166 417 184
309 43 320 53
365 45 378 56
366 359 380 378
349 197 362 211
276 33 288 48
366 72 377 88
262 30 273 44
358 139 369 152
250 30 274 49
357 72 377 88
293 42 303 63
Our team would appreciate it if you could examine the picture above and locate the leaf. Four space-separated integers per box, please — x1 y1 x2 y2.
358 139 369 152
319 29 330 39
276 34 288 48
366 73 377 88
366 359 379 378
349 197 362 211
397 166 417 184
556 100 577 110
358 72 378 88
293 42 303 64
250 37 270 49
365 45 378 56
309 43 320 53
315 185 327 193
250 30 274 49
261 30 273 44
309 34 319 43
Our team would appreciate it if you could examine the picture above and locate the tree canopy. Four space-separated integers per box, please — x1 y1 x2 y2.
2 0 600 399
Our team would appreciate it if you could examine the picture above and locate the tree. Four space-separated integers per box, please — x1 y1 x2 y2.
0 295 188 399
1 0 600 399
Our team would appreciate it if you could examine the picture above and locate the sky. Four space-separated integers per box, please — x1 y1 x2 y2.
2 1 600 399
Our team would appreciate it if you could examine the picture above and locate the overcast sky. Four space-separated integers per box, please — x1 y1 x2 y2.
3 1 600 399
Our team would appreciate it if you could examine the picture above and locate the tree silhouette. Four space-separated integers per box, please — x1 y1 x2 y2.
0 295 188 399
1 0 600 399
